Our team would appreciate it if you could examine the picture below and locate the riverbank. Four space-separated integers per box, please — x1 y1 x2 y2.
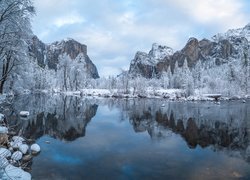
0 112 40 180
45 88 250 102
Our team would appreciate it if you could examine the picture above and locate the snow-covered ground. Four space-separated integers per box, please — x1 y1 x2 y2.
40 88 250 101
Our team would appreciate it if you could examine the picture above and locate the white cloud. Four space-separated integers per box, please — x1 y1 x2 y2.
54 13 85 28
168 0 247 29
32 0 250 77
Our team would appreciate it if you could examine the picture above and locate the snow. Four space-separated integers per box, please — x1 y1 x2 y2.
213 23 250 42
0 148 11 158
0 127 8 134
0 158 9 169
12 136 25 143
3 164 31 180
54 88 240 101
19 144 29 155
30 144 40 153
11 151 23 161
0 114 5 122
19 111 29 117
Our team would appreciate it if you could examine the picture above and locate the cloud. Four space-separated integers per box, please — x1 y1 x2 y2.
32 0 250 77
167 0 247 29
53 13 85 28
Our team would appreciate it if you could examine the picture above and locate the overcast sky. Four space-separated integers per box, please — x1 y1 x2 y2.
32 0 250 77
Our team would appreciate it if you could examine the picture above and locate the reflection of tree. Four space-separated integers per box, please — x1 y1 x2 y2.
122 99 250 163
6 94 98 141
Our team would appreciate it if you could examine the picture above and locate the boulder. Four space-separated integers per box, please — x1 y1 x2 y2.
19 144 29 154
11 151 23 161
0 113 5 122
0 158 9 169
31 144 40 154
3 164 31 180
0 148 11 158
20 111 30 117
0 126 8 134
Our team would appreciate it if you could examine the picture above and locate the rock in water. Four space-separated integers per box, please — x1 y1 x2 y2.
12 136 25 143
22 154 33 162
0 148 11 158
11 151 23 161
10 141 22 149
0 158 9 169
0 134 8 145
31 144 40 154
20 111 30 117
0 113 5 122
19 144 29 154
0 126 8 133
4 164 31 180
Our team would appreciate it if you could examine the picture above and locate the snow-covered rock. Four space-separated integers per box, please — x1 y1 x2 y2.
0 126 8 134
30 144 40 154
0 148 11 158
213 23 250 42
12 136 25 143
19 144 29 154
4 36 100 93
0 158 9 169
11 151 23 161
128 43 173 78
20 111 30 117
149 43 173 60
0 114 5 122
10 141 22 149
3 164 31 180
10 136 25 149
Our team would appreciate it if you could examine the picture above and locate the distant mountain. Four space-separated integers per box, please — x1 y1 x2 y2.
29 36 99 78
128 23 250 78
4 36 99 93
128 43 173 78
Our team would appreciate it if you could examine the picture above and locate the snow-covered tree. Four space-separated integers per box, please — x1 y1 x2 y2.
0 0 35 93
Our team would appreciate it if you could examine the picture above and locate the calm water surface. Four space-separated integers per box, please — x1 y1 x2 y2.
3 94 250 180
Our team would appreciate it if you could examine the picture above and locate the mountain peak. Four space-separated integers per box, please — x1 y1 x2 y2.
149 43 173 60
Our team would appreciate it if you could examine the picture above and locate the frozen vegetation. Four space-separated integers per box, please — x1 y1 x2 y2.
1 24 249 100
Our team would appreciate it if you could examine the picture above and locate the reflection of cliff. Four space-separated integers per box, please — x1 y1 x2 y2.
6 94 98 141
124 99 250 163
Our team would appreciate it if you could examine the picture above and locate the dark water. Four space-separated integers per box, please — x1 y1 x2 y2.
2 94 250 180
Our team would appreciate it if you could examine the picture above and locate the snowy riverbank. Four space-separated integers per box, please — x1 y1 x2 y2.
42 88 250 102
0 112 40 180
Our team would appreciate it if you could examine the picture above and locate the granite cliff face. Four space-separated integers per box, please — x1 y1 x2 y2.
128 24 250 78
29 36 99 79
4 36 99 92
128 43 173 78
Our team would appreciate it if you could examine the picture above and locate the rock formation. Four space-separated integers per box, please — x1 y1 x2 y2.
128 23 250 78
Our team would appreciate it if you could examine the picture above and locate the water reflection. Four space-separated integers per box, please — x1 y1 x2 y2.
4 94 98 141
4 95 250 165
122 99 250 163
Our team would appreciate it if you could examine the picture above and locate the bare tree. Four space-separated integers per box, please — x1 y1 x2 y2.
0 0 35 93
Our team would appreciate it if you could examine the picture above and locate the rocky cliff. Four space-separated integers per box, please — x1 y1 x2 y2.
29 36 99 79
4 36 99 93
128 43 173 78
128 23 250 78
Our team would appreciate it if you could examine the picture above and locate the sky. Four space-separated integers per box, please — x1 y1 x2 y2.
32 0 250 77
